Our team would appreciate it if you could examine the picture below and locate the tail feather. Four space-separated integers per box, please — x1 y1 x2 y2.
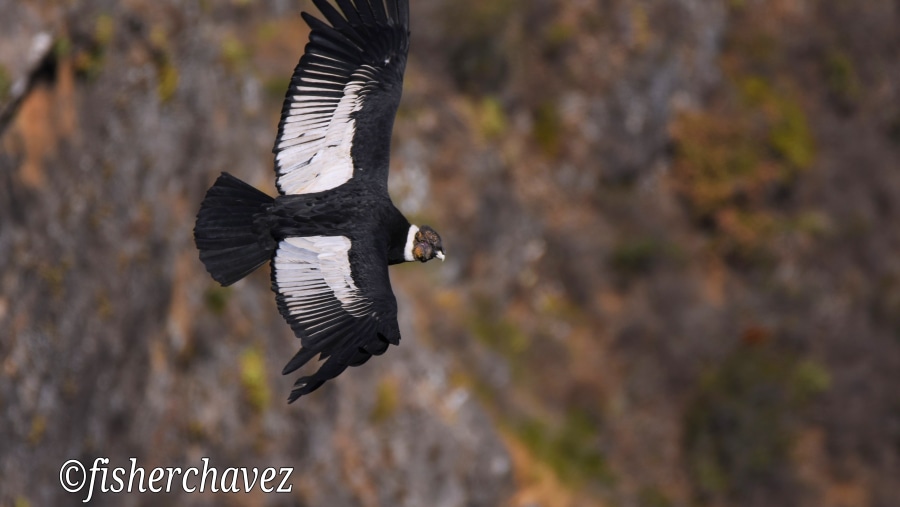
194 172 275 286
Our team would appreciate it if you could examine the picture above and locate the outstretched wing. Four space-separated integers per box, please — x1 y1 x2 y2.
274 0 410 195
271 235 401 401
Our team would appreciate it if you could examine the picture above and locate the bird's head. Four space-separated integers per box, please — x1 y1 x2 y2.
412 225 445 263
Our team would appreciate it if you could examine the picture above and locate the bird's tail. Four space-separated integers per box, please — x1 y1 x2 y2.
194 172 276 286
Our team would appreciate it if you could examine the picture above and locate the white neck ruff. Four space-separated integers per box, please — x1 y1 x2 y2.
404 225 419 262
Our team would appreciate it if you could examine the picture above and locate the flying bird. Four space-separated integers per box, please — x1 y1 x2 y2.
193 0 444 402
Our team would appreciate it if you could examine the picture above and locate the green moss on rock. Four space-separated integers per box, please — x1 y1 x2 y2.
239 346 271 413
203 286 231 315
370 377 400 424
0 64 11 99
671 74 815 262
514 410 613 486
683 338 830 501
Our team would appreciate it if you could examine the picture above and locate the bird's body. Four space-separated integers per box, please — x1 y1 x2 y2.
193 0 444 402
267 180 412 266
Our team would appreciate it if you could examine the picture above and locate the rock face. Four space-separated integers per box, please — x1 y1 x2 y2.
4 1 900 507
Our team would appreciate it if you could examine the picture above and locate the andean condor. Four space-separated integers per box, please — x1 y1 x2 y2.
193 0 444 402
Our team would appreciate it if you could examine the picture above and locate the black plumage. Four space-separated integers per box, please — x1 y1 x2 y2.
193 0 444 402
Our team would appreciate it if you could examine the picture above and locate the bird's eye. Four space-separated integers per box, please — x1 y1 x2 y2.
414 242 434 262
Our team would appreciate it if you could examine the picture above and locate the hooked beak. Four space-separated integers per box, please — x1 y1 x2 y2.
436 251 445 262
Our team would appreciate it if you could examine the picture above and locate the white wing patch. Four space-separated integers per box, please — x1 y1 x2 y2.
275 66 379 195
274 236 368 318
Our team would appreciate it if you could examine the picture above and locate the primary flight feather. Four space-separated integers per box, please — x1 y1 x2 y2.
193 0 444 402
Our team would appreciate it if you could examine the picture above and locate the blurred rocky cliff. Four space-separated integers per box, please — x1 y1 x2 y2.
2 1 899 506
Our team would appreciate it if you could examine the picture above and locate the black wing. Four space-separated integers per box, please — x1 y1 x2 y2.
270 235 401 401
273 0 410 195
